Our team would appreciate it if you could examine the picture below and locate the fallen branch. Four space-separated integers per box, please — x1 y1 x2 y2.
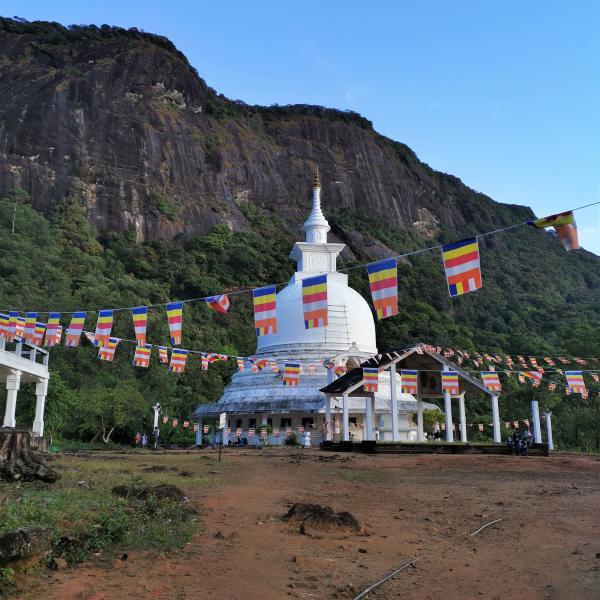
352 557 422 600
470 518 503 537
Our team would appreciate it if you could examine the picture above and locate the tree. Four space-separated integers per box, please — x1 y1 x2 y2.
413 408 446 434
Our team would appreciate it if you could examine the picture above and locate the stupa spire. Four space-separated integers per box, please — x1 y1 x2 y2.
303 166 330 244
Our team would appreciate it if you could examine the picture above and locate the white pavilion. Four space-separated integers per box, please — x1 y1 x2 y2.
192 172 436 444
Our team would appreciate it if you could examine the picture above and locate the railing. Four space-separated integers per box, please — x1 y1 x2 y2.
0 337 49 367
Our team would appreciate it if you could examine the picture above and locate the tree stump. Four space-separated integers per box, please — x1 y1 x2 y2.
0 429 59 482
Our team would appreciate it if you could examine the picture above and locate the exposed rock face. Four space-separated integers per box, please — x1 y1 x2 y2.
0 18 531 243
0 526 51 564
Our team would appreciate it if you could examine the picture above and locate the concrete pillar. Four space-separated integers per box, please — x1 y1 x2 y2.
459 393 467 442
389 363 400 441
531 400 542 443
342 393 349 442
3 370 21 428
32 378 48 437
324 394 332 441
0 336 5 350
152 403 161 430
543 411 553 450
416 372 425 441
444 390 454 442
365 395 373 441
491 394 501 443
195 418 202 445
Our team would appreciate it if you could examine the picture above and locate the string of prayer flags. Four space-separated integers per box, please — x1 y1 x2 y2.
98 337 119 362
165 302 183 345
169 348 188 373
401 370 418 394
521 371 542 387
283 362 301 386
481 371 502 392
33 322 46 346
565 371 586 394
66 312 86 347
302 274 328 328
131 306 147 346
441 371 460 395
45 313 61 347
133 344 152 368
94 310 113 346
441 237 482 297
205 294 230 315
366 258 398 319
236 357 245 371
530 211 579 250
23 312 37 344
158 346 169 364
253 285 277 336
362 368 379 393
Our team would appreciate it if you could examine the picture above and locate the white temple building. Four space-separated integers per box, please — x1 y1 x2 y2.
192 172 436 444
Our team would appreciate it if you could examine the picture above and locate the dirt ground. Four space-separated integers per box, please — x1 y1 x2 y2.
17 449 600 600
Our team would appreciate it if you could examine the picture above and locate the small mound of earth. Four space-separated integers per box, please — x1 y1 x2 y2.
283 503 360 534
111 483 186 501
142 465 177 473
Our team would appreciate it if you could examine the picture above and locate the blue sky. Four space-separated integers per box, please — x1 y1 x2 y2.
2 0 599 253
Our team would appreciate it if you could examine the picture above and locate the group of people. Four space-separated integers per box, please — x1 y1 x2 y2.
134 428 160 450
506 428 534 456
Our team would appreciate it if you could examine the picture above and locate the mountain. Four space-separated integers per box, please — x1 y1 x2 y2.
0 18 598 450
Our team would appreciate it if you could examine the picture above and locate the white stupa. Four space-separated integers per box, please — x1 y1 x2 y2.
192 171 429 443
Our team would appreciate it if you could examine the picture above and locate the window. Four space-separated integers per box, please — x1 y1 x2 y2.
302 417 314 429
280 417 292 427
249 418 257 428
349 417 357 426
235 419 242 428
267 418 273 427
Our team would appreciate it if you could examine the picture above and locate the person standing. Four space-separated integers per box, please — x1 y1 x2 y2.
141 433 148 448
152 427 160 450
134 432 141 447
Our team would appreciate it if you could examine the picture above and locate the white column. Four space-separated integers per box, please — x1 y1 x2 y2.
32 378 48 437
324 394 332 441
152 403 161 429
416 372 425 441
342 393 349 442
459 393 467 442
195 418 202 445
365 395 373 441
543 411 553 451
491 394 501 443
444 390 454 442
3 370 21 428
531 400 542 443
389 363 400 441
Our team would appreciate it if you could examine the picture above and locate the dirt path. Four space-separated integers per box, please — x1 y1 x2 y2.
19 450 600 600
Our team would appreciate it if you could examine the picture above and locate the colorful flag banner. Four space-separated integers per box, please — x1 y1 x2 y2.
169 348 188 373
0 313 10 339
98 337 119 362
548 382 557 391
236 357 245 372
302 274 328 328
283 362 301 386
481 371 502 392
23 312 37 344
193 423 199 432
400 370 418 394
133 344 152 368
183 420 189 428
44 313 61 347
173 418 178 427
362 368 379 393
441 237 482 297
253 285 277 336
163 415 168 424
591 373 599 383
66 312 86 347
3 312 18 342
15 316 25 338
520 371 542 387
543 357 555 366
205 294 230 315
131 306 147 346
565 371 586 394
478 424 484 432
201 353 209 371
366 258 398 319
529 357 539 368
270 360 279 373
33 322 46 346
203 425 209 434
158 346 169 364
441 371 460 395
165 302 183 345
530 211 579 251
94 310 113 347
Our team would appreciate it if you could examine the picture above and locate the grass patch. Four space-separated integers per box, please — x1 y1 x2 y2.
147 188 178 221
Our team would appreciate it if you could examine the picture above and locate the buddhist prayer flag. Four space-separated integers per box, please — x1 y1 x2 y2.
193 423 199 432
478 424 484 432
441 371 460 395
23 312 37 344
0 313 10 339
366 258 398 319
15 316 25 338
169 348 188 373
163 415 168 424
165 302 183 345
548 382 557 391
133 344 152 368
591 373 599 383
441 237 482 297
158 346 169 364
173 418 178 427
362 368 379 393
205 294 230 315
270 360 279 373
253 285 277 336
183 420 189 428
530 211 579 251
565 371 586 394
203 425 209 434
84 331 96 345
236 357 245 371
201 353 209 370
66 312 86 347
283 362 301 386
45 313 61 347
131 306 147 346
481 371 502 392
94 310 113 346
33 322 46 346
529 357 539 368
302 274 328 328
98 337 119 362
400 370 418 394
521 371 542 387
